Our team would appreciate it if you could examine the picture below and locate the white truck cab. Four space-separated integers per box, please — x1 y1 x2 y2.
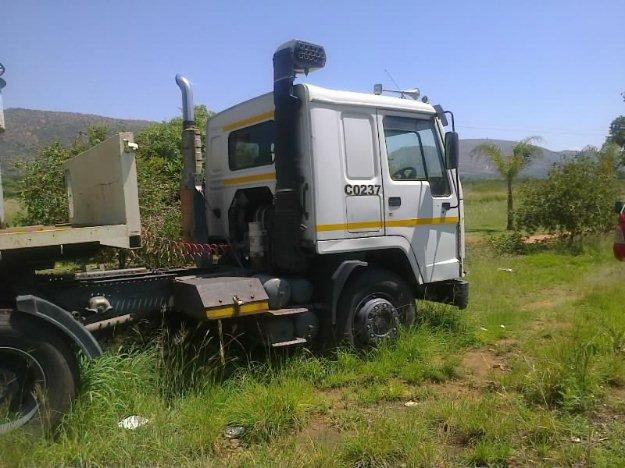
0 40 470 434
204 83 464 286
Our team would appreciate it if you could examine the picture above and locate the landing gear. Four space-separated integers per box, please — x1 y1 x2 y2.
336 267 416 347
0 311 78 434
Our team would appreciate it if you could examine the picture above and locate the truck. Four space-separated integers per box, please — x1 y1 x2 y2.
0 40 468 433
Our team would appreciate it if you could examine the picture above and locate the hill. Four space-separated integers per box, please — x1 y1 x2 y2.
0 108 151 176
460 138 576 179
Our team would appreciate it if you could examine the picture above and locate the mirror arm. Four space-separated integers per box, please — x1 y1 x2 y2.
444 111 455 132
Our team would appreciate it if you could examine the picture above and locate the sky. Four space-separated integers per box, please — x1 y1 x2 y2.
1 0 624 151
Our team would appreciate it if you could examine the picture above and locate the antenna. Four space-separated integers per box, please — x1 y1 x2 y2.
384 69 401 89
375 69 422 101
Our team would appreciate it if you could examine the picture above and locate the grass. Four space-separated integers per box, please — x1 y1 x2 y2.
2 175 24 227
2 198 22 227
463 179 509 235
1 180 625 466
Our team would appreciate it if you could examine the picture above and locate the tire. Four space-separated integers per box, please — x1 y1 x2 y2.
334 267 416 347
0 311 78 434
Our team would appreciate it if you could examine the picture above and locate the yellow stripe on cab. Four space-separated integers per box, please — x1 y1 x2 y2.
222 172 277 186
316 216 459 232
222 110 275 132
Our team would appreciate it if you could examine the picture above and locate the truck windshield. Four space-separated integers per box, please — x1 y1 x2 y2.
383 116 450 196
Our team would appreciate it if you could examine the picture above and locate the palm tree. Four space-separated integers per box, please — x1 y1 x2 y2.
471 137 542 230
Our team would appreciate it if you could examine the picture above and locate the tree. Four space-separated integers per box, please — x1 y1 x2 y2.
17 105 210 225
17 141 73 225
120 105 211 267
516 147 618 242
608 115 625 149
16 105 215 268
471 137 542 230
17 125 111 225
132 106 210 227
607 115 625 171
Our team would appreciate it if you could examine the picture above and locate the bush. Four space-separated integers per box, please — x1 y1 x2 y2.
16 142 73 225
15 107 211 269
488 231 527 255
516 149 619 241
16 124 110 226
127 105 210 267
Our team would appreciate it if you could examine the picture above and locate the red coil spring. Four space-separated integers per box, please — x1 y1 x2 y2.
176 241 231 259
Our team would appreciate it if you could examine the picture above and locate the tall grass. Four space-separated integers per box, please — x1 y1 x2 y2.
0 304 473 465
2 181 625 465
511 282 625 413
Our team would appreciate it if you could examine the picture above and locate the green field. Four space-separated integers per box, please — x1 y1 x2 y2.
2 181 625 466
463 179 509 235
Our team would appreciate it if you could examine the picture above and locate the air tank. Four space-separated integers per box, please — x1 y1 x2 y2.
254 274 291 309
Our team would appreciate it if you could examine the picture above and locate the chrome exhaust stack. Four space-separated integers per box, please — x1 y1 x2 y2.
175 74 206 243
175 74 195 124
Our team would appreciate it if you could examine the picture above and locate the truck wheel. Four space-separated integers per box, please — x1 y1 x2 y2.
336 268 416 347
0 311 78 434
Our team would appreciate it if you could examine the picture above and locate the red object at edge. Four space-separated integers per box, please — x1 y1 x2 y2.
614 213 625 261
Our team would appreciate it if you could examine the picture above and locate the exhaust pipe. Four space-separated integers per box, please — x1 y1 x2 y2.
0 63 5 133
175 74 195 124
271 40 326 274
175 74 207 243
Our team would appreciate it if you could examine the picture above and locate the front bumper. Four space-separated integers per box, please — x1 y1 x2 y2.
421 278 469 309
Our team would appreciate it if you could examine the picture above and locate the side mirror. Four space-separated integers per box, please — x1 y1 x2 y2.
445 131 459 170
615 201 624 214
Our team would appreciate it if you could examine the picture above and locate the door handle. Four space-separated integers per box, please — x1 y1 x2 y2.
388 197 402 207
442 202 451 211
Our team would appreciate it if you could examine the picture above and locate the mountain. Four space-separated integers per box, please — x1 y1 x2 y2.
460 139 576 179
0 108 577 179
0 108 152 176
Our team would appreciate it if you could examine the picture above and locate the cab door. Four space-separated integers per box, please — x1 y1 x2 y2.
377 111 460 283
341 110 383 237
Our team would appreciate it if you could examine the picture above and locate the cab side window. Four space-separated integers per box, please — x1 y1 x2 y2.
342 113 376 179
228 120 275 171
383 116 450 196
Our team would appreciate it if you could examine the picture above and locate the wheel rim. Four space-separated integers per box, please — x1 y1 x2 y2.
353 296 399 345
0 347 46 434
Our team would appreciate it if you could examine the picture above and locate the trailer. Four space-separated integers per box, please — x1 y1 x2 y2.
0 40 468 433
